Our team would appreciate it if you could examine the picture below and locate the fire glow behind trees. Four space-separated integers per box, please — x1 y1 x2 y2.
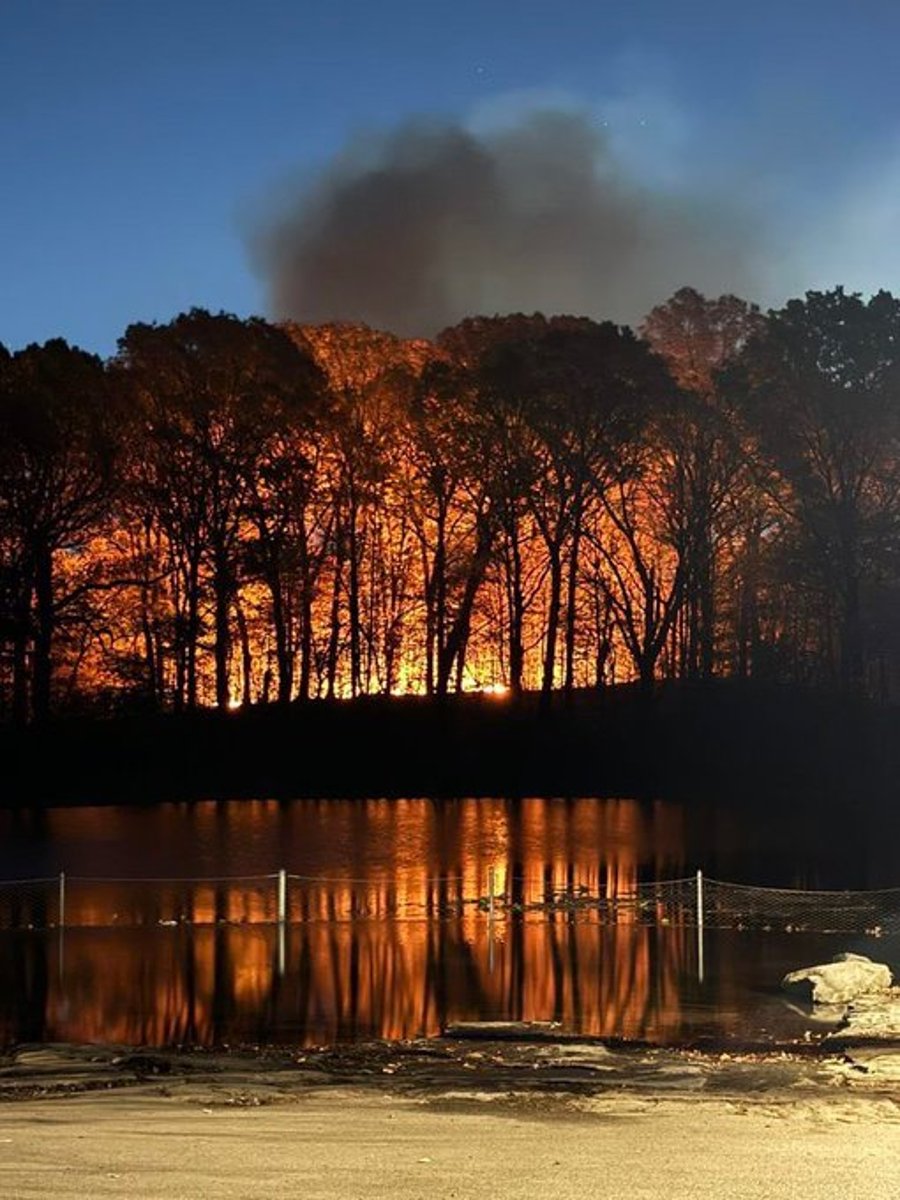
2 287 900 721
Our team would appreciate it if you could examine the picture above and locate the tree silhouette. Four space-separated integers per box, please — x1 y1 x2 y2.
0 340 115 721
460 316 664 697
725 288 900 693
642 289 764 678
118 310 322 708
3 291 900 719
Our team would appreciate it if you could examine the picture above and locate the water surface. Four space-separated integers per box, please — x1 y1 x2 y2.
0 797 895 1049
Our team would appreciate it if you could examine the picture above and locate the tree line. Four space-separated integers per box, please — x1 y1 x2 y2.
3 285 900 722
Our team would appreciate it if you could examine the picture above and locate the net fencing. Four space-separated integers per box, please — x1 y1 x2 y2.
505 875 900 934
0 870 899 933
0 877 61 930
700 877 900 936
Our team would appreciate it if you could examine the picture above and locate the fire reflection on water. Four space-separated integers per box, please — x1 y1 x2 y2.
0 797 708 1047
0 921 697 1048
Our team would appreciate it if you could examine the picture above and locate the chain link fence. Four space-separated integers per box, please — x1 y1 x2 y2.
700 877 900 936
0 870 898 933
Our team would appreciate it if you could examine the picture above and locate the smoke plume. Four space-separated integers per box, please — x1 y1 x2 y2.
253 110 763 336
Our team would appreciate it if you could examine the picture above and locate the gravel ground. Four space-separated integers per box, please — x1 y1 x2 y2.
2 1087 900 1200
1 1034 899 1199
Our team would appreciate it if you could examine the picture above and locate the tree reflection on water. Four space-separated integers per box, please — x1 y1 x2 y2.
0 796 861 1048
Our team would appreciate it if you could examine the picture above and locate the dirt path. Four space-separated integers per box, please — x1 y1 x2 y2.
2 1039 900 1199
2 1088 900 1200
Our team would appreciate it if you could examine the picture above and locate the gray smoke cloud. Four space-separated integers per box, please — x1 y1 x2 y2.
252 110 763 336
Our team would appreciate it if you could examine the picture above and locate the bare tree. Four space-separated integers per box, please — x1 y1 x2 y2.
0 340 116 721
724 288 900 693
119 310 322 709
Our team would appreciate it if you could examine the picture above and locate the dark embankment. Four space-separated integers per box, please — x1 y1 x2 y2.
2 682 899 809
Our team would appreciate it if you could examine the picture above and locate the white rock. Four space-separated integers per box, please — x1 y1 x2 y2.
782 955 893 1005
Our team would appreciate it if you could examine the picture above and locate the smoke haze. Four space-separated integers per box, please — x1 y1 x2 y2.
252 110 764 336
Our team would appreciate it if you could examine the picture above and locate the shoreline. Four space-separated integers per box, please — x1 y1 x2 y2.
5 681 900 807
2 1025 899 1105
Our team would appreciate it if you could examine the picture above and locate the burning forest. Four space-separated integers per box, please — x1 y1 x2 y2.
2 286 900 723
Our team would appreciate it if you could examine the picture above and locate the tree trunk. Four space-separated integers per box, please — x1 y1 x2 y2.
11 568 32 725
140 603 158 707
234 598 253 707
433 504 447 695
347 493 362 698
268 574 293 705
437 511 494 696
507 525 524 696
297 578 313 702
698 529 715 679
32 543 53 722
540 545 562 701
213 557 232 710
326 525 345 699
737 528 760 679
638 655 656 697
185 556 200 710
296 514 314 702
423 506 447 698
424 571 436 697
563 515 582 694
137 526 160 708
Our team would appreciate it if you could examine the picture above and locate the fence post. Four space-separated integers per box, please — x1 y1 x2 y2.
487 866 496 974
58 871 66 929
277 869 288 978
696 869 705 984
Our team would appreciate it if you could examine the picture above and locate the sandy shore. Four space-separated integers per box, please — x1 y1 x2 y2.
4 1088 900 1200
2 1037 900 1199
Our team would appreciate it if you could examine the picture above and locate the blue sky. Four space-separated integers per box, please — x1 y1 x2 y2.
2 0 899 355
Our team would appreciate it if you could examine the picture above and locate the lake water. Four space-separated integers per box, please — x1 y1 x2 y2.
0 797 897 1049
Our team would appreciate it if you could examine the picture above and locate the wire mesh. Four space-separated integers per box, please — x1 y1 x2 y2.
0 878 59 930
0 870 898 932
508 876 698 925
701 877 900 935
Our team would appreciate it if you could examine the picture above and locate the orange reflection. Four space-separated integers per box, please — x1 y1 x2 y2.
0 921 699 1048
0 797 701 1047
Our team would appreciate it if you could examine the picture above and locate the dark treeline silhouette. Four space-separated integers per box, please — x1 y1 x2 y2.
3 286 900 724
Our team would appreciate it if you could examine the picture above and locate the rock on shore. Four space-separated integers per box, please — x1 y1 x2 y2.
782 953 893 1006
